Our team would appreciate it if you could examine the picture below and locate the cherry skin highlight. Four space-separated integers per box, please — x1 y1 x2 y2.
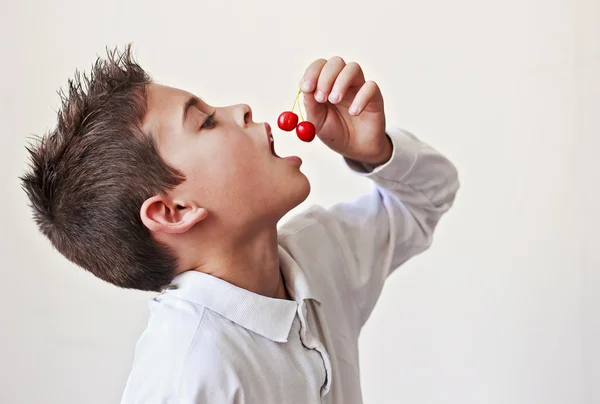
277 111 299 131
296 121 316 142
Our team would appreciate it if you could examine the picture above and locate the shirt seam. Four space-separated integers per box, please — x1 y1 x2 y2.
278 206 326 237
173 305 207 398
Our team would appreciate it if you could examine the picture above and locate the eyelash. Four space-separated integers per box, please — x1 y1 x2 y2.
200 111 217 129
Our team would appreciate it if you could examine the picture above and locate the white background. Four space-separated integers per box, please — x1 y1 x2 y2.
1 0 598 403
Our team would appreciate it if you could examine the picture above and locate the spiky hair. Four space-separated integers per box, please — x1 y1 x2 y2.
21 44 185 291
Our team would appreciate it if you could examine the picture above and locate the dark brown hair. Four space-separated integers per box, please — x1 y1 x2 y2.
20 45 185 292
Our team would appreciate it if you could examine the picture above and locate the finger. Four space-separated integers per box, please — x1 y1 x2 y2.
328 62 365 104
302 88 327 132
314 57 346 103
348 81 383 116
299 58 327 93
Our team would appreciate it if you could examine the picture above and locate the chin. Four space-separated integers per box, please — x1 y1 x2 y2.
294 175 311 205
275 174 311 218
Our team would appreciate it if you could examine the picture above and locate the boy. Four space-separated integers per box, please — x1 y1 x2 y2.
21 46 459 403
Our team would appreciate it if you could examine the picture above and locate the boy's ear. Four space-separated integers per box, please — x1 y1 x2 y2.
140 195 208 234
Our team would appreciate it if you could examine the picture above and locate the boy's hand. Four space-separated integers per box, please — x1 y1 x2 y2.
299 57 391 166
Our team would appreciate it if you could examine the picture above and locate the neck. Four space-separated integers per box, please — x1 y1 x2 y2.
179 225 290 300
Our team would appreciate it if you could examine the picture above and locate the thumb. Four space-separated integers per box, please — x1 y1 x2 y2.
301 91 326 132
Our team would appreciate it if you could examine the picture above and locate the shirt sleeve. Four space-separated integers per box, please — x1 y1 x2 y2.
314 127 459 326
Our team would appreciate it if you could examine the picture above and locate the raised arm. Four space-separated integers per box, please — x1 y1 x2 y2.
316 127 459 325
293 57 459 326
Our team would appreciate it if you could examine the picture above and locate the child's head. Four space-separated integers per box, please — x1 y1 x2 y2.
21 45 310 292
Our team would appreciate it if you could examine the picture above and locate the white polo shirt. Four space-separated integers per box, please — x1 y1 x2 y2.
120 128 459 404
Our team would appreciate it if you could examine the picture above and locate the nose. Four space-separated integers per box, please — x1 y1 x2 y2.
234 103 253 127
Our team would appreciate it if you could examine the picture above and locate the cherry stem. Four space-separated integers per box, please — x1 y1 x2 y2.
291 89 301 112
299 102 305 122
294 89 306 121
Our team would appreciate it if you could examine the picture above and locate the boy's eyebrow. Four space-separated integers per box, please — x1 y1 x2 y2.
182 96 200 125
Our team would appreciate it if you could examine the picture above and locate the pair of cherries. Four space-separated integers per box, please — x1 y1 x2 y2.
277 89 316 142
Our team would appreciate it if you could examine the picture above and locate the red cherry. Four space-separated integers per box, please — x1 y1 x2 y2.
296 121 316 142
277 111 299 131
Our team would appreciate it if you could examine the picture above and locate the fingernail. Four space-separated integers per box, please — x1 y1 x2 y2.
301 81 312 92
329 92 339 103
349 105 359 115
315 91 326 102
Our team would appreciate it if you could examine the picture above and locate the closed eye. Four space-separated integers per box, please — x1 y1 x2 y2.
200 110 217 129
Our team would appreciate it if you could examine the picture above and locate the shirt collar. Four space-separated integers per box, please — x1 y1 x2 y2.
164 245 320 343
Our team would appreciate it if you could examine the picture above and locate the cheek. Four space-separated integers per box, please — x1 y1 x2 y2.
205 141 269 192
216 140 262 178
177 133 278 202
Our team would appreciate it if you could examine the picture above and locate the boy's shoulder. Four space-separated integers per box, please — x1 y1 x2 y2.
134 294 248 363
278 203 349 251
121 295 243 402
278 204 327 236
277 204 353 301
278 203 348 262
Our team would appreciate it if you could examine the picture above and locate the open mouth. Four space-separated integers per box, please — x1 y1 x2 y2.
269 133 280 157
264 123 302 166
265 123 280 158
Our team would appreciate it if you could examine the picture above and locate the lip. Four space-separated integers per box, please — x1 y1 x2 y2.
283 155 303 166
